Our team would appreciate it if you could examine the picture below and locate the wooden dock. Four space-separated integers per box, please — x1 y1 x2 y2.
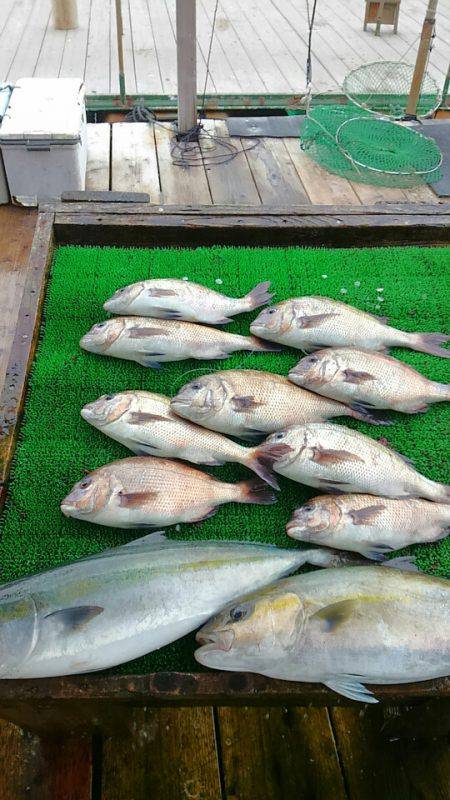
85 121 443 204
0 0 448 97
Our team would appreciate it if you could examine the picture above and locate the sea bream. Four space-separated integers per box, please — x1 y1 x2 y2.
170 369 388 441
289 347 450 414
61 456 276 529
287 494 450 560
258 422 450 502
81 390 284 488
250 296 450 358
80 318 279 368
195 567 450 703
0 534 356 679
103 279 273 324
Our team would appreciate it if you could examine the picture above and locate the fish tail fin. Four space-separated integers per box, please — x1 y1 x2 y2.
236 478 277 505
433 382 450 401
246 335 282 353
384 555 420 573
348 403 393 426
410 332 450 359
243 444 292 490
421 480 450 504
243 281 274 310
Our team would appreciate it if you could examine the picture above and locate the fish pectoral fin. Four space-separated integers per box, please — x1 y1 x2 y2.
348 504 386 525
311 447 364 465
128 327 169 338
324 675 377 704
311 599 358 631
137 358 163 369
118 490 158 507
231 395 264 411
45 605 104 631
128 412 173 424
297 312 337 329
148 307 182 319
147 288 178 297
342 369 375 384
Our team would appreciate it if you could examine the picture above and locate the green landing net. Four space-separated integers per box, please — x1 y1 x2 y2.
300 104 442 188
343 62 441 119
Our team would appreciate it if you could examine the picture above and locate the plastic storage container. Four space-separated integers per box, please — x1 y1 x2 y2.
0 85 12 204
0 78 87 206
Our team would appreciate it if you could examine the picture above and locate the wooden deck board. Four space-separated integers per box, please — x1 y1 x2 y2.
111 122 160 200
2 0 448 97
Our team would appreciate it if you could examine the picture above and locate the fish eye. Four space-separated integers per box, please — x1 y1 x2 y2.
96 322 107 329
302 504 313 512
190 382 201 390
308 356 318 363
104 394 114 401
116 288 125 293
79 478 92 490
267 308 276 315
275 431 285 440
230 606 247 622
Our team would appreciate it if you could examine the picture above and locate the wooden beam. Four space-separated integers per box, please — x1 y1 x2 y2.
405 0 438 118
51 0 78 30
176 0 197 135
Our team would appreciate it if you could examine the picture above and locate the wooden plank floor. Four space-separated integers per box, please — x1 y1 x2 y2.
86 121 442 204
1 0 449 96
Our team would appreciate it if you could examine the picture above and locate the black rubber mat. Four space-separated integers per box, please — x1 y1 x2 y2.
226 115 302 138
411 120 450 197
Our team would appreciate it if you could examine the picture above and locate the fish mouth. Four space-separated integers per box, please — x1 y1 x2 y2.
60 501 76 517
79 334 96 352
195 628 235 651
171 395 189 407
285 521 302 538
80 405 95 421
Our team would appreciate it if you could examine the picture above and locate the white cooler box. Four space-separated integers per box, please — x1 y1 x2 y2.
0 78 87 206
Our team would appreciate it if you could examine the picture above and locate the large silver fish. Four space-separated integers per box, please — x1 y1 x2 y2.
81 390 282 488
80 318 279 368
103 279 273 324
250 296 450 358
258 422 450 503
195 567 450 703
289 347 450 414
61 456 276 529
287 494 450 560
170 369 387 441
0 533 352 679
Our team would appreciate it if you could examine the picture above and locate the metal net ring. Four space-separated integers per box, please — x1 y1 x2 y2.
343 61 441 119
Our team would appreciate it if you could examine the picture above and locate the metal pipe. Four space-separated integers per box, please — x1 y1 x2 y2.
176 0 198 135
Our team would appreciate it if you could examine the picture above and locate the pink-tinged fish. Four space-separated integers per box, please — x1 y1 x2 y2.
61 456 276 529
170 369 388 441
289 347 450 413
81 390 283 488
250 296 450 358
80 317 280 368
103 279 273 324
287 494 450 560
258 422 450 503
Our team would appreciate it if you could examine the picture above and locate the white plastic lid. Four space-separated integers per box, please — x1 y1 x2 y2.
0 78 85 141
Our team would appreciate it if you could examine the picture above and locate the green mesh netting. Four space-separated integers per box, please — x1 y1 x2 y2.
343 62 441 119
300 104 442 187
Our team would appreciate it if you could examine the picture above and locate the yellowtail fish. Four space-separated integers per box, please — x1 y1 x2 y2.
289 347 450 414
80 317 279 368
81 390 284 488
250 296 450 358
195 567 450 703
61 456 277 529
103 279 273 324
170 369 388 441
287 494 450 560
0 533 355 678
258 422 450 502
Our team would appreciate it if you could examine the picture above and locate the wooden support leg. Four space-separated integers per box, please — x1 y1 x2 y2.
394 1 400 33
375 0 385 35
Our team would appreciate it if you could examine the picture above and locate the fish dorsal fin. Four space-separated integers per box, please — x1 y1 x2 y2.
324 675 377 703
123 531 168 547
311 599 358 631
45 605 103 631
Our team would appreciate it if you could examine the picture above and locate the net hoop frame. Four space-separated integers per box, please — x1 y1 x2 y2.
335 117 443 179
342 61 442 119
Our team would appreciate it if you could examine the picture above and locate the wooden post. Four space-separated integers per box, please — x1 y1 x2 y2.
176 0 197 136
51 0 78 30
114 0 126 105
405 0 438 118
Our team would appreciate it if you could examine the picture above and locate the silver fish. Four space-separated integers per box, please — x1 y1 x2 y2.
170 369 387 441
258 422 450 503
60 456 276 529
80 317 279 368
103 279 273 324
287 494 450 560
0 533 348 679
250 296 450 358
289 347 450 414
81 390 282 488
195 567 450 703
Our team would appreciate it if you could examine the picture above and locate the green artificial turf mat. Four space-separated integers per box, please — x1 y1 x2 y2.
1 244 449 674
